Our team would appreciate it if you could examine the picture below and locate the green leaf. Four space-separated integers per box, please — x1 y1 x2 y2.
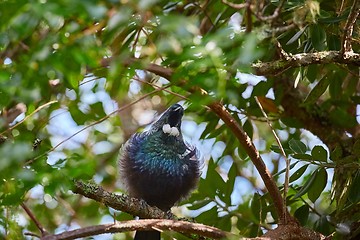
314 215 332 235
290 164 309 183
186 199 213 210
327 34 341 51
292 153 313 161
329 107 358 128
330 145 343 161
273 161 298 177
286 27 306 45
308 168 327 202
294 205 309 226
310 24 326 51
224 163 237 205
329 75 342 99
353 139 360 157
349 170 360 203
280 117 303 128
196 206 218 224
198 160 226 198
293 169 318 199
243 119 253 139
289 139 307 154
306 64 318 83
217 214 232 232
311 145 328 162
251 193 261 221
303 77 330 105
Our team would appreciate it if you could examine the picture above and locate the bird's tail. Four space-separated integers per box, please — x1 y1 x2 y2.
134 230 160 240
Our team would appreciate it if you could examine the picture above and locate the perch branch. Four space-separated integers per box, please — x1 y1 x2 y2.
40 219 227 240
73 180 174 219
71 181 323 240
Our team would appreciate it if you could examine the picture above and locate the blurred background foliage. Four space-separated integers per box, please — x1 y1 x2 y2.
0 0 359 239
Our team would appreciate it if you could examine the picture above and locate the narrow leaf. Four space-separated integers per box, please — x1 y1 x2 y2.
289 139 307 154
294 205 309 225
308 168 327 202
290 164 309 183
294 170 318 198
304 77 330 105
349 170 360 203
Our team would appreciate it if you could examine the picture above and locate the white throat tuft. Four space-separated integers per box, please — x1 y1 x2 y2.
162 124 180 137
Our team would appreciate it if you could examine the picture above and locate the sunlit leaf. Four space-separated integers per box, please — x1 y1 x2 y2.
289 139 307 154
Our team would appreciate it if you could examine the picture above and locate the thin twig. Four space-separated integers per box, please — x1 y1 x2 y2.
26 86 170 164
221 0 248 9
245 0 252 32
340 0 360 55
132 76 189 101
24 232 41 238
0 100 58 136
255 97 291 224
254 0 286 22
21 203 48 235
275 40 291 60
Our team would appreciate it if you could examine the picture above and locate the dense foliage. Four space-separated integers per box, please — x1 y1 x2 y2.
1 0 359 239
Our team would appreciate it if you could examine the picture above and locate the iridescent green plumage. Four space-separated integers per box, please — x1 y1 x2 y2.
118 104 201 240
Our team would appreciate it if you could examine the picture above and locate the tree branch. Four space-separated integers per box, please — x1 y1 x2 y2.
40 219 228 240
21 203 49 236
72 180 174 219
207 102 293 224
72 180 323 240
253 50 360 76
340 0 360 54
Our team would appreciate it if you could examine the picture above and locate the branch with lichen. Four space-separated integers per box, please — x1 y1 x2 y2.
253 50 360 76
72 180 174 219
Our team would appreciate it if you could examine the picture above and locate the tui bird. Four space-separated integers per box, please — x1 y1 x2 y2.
118 104 201 240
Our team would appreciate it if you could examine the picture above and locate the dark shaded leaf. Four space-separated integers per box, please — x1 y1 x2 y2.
349 170 360 203
304 77 330 105
308 168 327 202
294 169 318 199
311 145 328 162
294 205 309 226
310 24 326 51
290 164 309 183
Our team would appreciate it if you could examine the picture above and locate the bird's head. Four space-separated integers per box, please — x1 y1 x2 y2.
150 104 184 137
